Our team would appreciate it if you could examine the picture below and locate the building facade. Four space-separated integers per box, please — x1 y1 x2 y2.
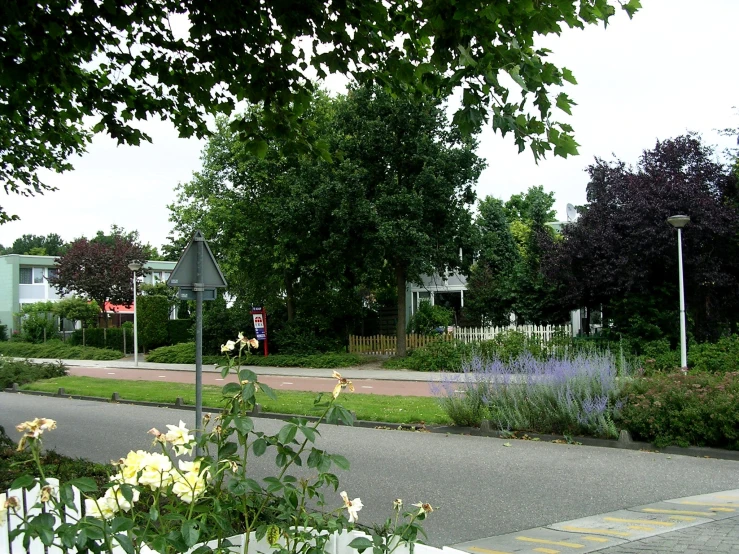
0 254 176 336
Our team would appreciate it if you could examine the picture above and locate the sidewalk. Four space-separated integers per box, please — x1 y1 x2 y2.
24 357 454 382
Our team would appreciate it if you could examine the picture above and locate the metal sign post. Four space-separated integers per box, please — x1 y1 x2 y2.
167 230 227 455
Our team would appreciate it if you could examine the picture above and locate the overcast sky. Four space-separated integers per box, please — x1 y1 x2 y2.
1 0 737 252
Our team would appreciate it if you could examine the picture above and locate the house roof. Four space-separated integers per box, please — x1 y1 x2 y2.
103 302 133 314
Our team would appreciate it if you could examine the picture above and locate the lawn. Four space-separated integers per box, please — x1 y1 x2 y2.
22 376 451 425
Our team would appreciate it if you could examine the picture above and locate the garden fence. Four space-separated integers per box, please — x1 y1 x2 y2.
349 324 572 355
1 480 463 554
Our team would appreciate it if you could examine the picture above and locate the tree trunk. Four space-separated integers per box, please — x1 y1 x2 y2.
285 276 295 323
395 265 407 357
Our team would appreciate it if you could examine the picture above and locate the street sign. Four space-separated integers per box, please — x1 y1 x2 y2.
178 288 217 301
167 230 227 289
251 306 269 355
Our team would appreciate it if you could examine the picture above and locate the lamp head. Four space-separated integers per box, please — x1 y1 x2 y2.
667 215 690 229
128 262 142 272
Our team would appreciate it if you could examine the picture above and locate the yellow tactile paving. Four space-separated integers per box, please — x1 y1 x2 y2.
604 517 675 527
641 508 717 517
533 549 560 554
580 537 610 543
560 525 630 537
678 501 736 509
467 547 512 554
516 537 584 548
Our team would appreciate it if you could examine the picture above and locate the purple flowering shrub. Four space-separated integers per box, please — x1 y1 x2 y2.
433 352 629 438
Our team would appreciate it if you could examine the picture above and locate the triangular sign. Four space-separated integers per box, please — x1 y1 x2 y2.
167 230 228 288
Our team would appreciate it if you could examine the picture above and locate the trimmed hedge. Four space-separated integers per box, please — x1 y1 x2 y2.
0 357 68 389
0 340 124 360
146 342 366 368
619 371 739 450
167 319 193 345
138 295 170 350
69 328 133 352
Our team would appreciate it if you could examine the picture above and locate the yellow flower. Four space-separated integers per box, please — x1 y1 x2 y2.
332 371 355 399
393 498 403 511
172 460 209 504
249 338 259 349
165 420 195 456
16 418 57 438
104 485 139 512
340 490 363 523
84 497 117 520
221 340 236 353
137 452 174 490
40 486 54 503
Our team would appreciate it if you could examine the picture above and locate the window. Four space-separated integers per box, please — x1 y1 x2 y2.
33 267 45 283
163 272 171 282
19 267 32 284
48 268 59 280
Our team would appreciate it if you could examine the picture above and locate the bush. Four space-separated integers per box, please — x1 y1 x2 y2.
406 302 453 335
146 342 365 368
402 339 473 372
0 447 111 491
138 295 171 351
0 340 123 360
0 324 7 341
18 302 59 343
434 352 627 438
619 372 739 449
167 319 193 345
0 356 68 389
271 320 344 355
690 335 739 373
68 328 133 352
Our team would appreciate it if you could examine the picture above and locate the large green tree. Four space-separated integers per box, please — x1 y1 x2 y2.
3 233 67 256
1 0 639 222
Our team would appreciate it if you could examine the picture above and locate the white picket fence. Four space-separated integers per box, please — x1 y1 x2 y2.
2 481 465 554
453 324 571 343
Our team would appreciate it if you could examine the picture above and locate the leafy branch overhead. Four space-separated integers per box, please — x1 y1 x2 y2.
0 0 640 221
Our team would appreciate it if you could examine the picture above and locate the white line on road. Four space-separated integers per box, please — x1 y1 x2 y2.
107 372 115 375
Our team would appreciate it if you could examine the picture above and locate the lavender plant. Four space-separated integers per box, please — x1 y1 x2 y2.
434 352 629 438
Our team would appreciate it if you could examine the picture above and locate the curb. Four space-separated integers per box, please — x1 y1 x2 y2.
5 387 739 461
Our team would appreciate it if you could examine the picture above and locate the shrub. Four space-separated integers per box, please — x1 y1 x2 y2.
0 447 112 491
68 328 133 352
0 340 123 360
618 371 739 449
138 295 171 350
271 320 344 355
146 342 366 368
167 319 193 345
0 356 68 389
434 352 627 438
689 335 739 373
406 302 452 335
403 339 473 372
0 324 7 341
17 302 59 343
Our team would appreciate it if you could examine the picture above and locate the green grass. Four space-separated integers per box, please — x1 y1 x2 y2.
0 340 124 360
22 376 451 425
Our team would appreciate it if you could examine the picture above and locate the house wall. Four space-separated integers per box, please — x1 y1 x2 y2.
0 256 19 335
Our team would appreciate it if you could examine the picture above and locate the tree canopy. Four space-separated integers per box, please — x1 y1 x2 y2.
0 233 67 256
543 134 739 343
1 0 640 222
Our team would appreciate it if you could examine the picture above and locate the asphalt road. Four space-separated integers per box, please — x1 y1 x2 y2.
2 392 739 547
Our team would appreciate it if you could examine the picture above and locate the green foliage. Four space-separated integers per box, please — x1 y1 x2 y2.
0 324 7 341
137 295 171 351
272 320 344 355
146 342 364 368
55 297 99 328
0 356 67 389
0 0 638 223
5 233 67 256
0 340 123 360
619 372 739 449
402 339 473 372
17 302 59 343
167 319 193 345
406 302 452 335
69 328 132 352
690 336 739 373
0 447 111 492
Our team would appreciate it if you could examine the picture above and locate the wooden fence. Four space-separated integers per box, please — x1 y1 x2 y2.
349 324 572 355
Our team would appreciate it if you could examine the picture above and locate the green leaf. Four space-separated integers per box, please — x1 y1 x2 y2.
561 67 577 85
110 517 135 533
331 454 350 470
233 416 254 435
259 382 278 401
218 442 238 458
348 537 374 552
10 474 36 489
299 425 317 443
277 423 298 445
67 477 98 493
252 438 267 456
238 369 258 383
114 534 135 554
222 382 241 396
181 520 200 548
508 66 527 91
555 93 575 115
149 506 159 522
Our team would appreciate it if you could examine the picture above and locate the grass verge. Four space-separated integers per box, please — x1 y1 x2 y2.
21 376 451 425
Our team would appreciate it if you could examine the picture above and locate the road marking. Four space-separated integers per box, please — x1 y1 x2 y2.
715 495 739 500
107 372 116 375
678 502 735 511
282 382 294 385
158 375 166 378
361 386 373 389
627 525 657 531
215 378 224 381
560 525 630 537
604 517 674 527
467 547 511 554
667 516 696 521
516 537 584 548
641 508 716 517
581 537 610 543
533 548 560 554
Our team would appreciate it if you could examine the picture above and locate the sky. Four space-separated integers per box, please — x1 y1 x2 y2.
1 0 737 252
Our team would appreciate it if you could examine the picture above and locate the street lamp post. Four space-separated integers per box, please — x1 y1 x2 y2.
128 262 142 367
667 215 690 370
